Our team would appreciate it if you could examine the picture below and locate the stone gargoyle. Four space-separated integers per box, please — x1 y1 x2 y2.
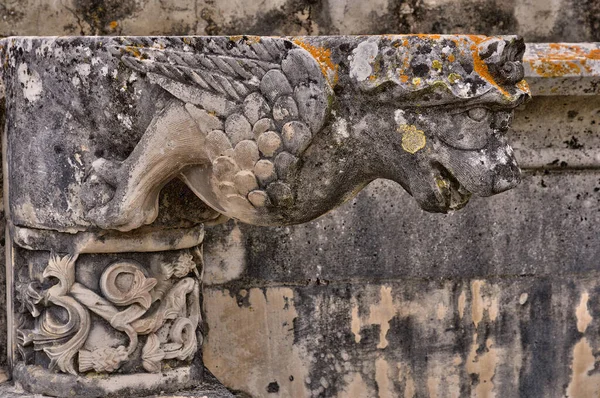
86 35 530 231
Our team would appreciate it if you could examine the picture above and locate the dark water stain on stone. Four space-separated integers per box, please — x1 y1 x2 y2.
74 0 138 35
267 381 280 393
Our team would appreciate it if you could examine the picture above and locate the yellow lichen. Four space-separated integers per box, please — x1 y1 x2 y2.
228 36 260 45
432 59 442 71
448 73 461 84
399 125 426 154
436 177 449 190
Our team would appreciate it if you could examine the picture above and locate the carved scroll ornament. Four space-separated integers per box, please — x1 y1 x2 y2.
17 252 201 375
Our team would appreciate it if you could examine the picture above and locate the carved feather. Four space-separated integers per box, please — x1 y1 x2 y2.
112 37 282 101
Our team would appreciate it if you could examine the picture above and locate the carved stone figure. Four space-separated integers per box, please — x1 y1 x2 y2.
82 35 530 231
0 34 529 397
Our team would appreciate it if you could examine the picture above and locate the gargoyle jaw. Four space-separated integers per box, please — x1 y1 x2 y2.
405 145 521 214
406 161 472 214
432 162 473 212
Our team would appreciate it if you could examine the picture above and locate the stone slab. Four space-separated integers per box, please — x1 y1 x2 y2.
202 275 600 397
0 382 235 398
524 43 600 96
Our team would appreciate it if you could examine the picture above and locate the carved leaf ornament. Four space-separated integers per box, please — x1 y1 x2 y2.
100 261 157 309
142 334 165 373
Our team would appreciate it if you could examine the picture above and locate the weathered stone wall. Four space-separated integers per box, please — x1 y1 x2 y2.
200 90 600 396
1 0 599 42
1 1 599 398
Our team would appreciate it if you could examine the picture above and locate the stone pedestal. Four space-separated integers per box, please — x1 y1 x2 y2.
1 37 216 397
7 226 204 397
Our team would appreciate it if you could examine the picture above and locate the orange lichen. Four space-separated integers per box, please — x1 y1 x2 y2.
531 44 590 61
245 36 261 45
516 79 531 95
414 34 441 40
526 43 600 77
470 41 509 97
589 49 600 60
292 38 339 86
109 21 118 30
124 46 142 58
466 35 489 45
399 75 409 83
566 61 582 73
529 61 581 77
448 54 455 63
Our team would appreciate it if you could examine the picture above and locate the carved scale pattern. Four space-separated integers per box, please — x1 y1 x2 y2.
111 37 332 209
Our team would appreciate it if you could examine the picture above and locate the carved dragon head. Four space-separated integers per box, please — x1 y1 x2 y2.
339 35 530 214
90 35 529 231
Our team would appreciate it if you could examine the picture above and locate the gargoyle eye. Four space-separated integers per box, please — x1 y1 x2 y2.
467 107 489 122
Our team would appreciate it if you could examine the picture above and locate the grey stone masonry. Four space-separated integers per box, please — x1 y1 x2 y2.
0 33 551 397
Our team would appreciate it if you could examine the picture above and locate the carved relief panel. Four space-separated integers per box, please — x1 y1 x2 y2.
8 225 205 396
15 249 201 375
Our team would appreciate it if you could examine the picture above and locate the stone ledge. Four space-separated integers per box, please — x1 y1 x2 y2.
2 40 599 98
0 368 235 397
524 42 600 95
0 378 235 398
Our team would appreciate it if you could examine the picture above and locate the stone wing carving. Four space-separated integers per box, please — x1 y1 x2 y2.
86 37 333 231
114 37 331 134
